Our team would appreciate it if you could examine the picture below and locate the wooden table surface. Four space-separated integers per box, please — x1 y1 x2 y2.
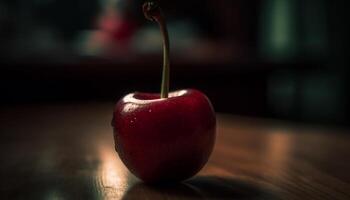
0 103 349 200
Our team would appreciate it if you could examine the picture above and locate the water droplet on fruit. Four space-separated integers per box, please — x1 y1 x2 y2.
130 117 137 124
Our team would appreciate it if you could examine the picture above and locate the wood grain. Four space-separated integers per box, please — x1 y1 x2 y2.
0 103 349 199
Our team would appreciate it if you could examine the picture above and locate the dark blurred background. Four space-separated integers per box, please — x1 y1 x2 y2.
0 0 349 126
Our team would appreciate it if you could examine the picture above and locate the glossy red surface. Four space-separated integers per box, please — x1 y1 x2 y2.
112 89 216 182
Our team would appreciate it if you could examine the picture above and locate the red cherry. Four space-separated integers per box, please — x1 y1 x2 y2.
112 89 216 182
112 1 216 182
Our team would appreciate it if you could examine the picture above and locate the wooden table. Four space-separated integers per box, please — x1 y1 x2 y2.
1 103 349 199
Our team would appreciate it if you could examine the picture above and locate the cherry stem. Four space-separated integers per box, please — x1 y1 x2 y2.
143 0 170 98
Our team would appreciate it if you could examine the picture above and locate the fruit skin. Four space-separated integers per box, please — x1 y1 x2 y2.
112 89 216 183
